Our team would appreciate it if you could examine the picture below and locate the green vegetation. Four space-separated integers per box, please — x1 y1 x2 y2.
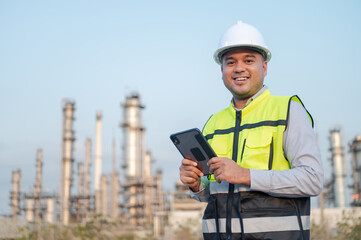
16 210 361 240
17 215 138 240
311 210 361 240
172 218 202 240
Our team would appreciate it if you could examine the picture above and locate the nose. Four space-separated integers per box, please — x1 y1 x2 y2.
234 62 245 73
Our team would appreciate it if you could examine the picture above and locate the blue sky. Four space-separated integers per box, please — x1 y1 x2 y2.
0 0 360 214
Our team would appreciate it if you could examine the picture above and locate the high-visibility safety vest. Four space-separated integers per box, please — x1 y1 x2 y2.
201 89 313 240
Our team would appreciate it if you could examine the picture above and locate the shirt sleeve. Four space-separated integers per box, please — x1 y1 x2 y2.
190 176 210 202
250 100 324 197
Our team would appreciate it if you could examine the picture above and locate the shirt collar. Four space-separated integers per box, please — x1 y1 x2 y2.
232 85 268 111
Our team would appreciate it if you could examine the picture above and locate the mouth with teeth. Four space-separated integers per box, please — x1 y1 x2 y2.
233 76 249 82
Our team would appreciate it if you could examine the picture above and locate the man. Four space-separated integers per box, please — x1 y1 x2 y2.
179 21 323 240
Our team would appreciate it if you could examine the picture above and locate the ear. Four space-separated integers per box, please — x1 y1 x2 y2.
263 61 268 77
221 65 223 73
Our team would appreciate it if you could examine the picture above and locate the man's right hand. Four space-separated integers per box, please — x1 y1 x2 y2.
179 158 204 192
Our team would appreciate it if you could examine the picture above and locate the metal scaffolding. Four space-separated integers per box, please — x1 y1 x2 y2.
349 136 361 206
60 100 76 225
328 127 348 207
10 169 21 219
110 137 119 220
119 93 167 229
84 138 92 217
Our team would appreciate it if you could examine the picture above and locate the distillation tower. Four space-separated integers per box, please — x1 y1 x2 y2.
120 93 166 230
83 138 92 217
74 138 93 221
10 169 21 219
24 149 43 222
33 149 43 221
329 128 348 207
20 149 56 223
349 136 361 206
60 100 76 225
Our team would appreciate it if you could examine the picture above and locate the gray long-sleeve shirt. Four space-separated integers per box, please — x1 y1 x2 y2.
191 86 323 201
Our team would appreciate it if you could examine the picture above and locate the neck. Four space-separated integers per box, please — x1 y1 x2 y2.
233 97 250 110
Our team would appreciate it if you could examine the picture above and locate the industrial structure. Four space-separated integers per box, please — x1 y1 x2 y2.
8 92 169 237
326 127 349 208
164 180 206 239
110 138 119 220
20 149 57 224
119 93 167 235
94 111 103 215
349 136 361 206
60 100 76 225
10 169 21 219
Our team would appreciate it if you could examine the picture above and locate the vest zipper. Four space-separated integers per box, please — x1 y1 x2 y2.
226 110 243 240
268 137 274 170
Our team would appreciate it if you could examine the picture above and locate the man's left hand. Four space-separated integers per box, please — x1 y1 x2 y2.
208 157 250 186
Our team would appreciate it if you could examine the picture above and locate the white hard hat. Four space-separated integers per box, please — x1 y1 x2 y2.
214 21 271 65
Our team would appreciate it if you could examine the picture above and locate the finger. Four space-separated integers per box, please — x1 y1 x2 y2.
207 157 220 166
209 162 223 174
215 172 222 184
182 158 198 167
180 171 202 186
180 165 204 178
180 159 205 178
180 177 198 187
213 168 223 184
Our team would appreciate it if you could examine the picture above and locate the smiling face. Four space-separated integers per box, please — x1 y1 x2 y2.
221 48 267 109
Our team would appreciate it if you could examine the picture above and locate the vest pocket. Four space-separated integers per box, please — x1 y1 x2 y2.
210 134 232 158
241 131 273 170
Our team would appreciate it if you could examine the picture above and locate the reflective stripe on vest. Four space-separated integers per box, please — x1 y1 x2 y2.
202 215 310 233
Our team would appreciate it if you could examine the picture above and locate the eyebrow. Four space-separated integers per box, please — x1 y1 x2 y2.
224 54 256 61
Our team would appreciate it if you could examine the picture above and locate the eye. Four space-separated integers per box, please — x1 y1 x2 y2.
226 60 235 65
245 59 254 64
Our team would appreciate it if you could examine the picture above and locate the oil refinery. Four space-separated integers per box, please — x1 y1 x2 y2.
5 93 361 239
7 92 199 239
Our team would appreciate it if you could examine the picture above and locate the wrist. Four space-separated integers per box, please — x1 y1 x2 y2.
189 179 201 192
243 168 251 186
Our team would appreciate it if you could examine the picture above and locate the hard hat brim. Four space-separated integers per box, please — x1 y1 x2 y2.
214 45 271 65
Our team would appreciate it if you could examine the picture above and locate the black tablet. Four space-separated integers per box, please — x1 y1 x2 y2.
170 128 216 175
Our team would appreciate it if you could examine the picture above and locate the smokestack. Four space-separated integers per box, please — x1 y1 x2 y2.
34 149 43 222
10 169 21 219
94 111 102 214
95 111 102 190
329 128 348 207
84 138 91 215
60 100 76 225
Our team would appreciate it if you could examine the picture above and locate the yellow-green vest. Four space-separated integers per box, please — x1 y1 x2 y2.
201 89 313 240
203 89 313 181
